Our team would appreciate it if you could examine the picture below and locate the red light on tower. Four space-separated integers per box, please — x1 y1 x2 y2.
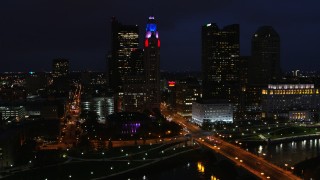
168 81 175 87
145 39 149 47
157 39 160 48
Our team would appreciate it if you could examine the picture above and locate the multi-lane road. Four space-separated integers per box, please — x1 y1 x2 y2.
40 84 82 150
163 109 300 180
196 137 300 180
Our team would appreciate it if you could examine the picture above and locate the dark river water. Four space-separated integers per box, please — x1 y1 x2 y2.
123 139 320 180
247 138 320 167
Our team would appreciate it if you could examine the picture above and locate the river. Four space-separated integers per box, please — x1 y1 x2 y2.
246 138 320 167
119 139 320 180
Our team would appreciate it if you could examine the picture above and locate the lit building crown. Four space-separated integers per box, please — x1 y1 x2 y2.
145 16 159 39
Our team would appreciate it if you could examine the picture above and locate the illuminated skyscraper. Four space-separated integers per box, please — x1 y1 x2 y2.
241 26 280 120
201 23 240 105
123 49 147 112
249 26 281 85
108 17 139 93
144 16 161 110
52 58 69 94
108 17 139 112
52 58 69 78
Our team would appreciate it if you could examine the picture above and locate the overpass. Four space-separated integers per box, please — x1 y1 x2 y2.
164 110 300 180
195 137 300 180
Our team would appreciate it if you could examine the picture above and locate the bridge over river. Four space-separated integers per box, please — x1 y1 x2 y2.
166 111 301 180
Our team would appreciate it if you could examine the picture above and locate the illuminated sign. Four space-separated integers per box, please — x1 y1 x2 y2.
168 81 175 87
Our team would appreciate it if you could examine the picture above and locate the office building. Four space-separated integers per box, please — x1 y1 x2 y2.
52 58 69 78
201 23 240 109
261 84 320 120
0 106 26 122
81 96 114 123
176 77 201 117
108 17 139 92
144 16 161 110
123 49 147 112
191 100 233 126
249 26 281 85
52 58 70 94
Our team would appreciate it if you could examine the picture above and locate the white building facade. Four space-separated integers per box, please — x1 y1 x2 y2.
191 102 233 126
262 84 320 120
0 106 26 122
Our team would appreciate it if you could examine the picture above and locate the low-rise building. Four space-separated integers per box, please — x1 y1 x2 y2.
176 77 201 117
191 100 233 126
261 84 320 120
81 96 114 123
0 106 26 122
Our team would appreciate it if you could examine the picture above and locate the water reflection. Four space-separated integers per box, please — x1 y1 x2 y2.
211 175 219 180
197 162 205 173
249 138 320 166
258 145 263 154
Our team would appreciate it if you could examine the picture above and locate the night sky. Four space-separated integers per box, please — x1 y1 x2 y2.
1 0 320 73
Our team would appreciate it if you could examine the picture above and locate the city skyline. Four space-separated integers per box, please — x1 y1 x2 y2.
1 0 320 73
2 1 320 179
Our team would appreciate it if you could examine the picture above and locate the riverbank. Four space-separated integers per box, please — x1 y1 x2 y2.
106 148 258 180
241 134 320 145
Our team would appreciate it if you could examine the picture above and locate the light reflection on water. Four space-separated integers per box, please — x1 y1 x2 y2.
248 138 320 166
197 162 205 173
145 161 219 180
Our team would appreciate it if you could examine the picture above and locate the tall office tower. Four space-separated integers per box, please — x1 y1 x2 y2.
201 23 240 105
144 16 161 110
52 58 69 78
52 58 70 94
249 26 281 85
123 48 147 112
108 17 139 93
